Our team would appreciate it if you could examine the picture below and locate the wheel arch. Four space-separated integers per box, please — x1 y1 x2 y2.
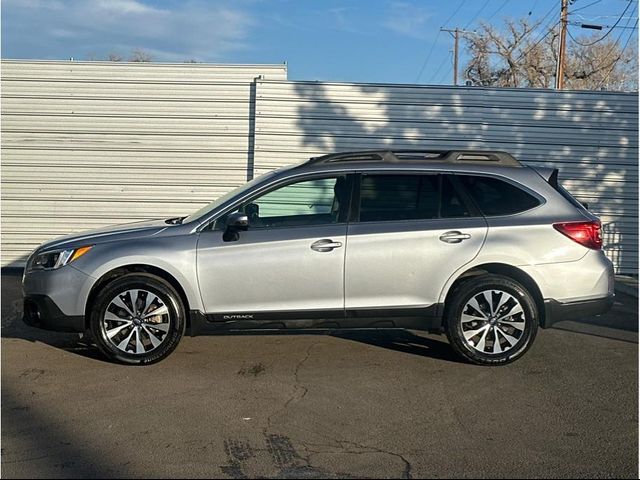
84 264 192 331
442 263 547 327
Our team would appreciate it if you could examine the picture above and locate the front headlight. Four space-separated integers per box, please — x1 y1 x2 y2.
31 245 93 270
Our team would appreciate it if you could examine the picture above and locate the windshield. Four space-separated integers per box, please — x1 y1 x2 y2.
182 171 278 224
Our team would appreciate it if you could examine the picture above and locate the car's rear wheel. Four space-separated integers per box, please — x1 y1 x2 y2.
444 274 538 365
90 273 185 365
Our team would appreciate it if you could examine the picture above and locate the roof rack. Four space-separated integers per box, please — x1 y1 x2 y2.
304 149 522 167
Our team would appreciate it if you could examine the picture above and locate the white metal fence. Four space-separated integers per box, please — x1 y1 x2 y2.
1 60 286 266
253 80 638 274
1 62 637 273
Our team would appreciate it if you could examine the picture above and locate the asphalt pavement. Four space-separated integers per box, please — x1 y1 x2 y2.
1 272 637 478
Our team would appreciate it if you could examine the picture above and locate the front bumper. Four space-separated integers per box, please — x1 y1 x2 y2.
543 294 615 328
23 295 85 333
22 264 94 332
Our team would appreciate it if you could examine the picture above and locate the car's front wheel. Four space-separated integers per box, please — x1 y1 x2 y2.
444 274 538 365
90 273 186 365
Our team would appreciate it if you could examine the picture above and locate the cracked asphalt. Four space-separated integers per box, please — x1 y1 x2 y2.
2 271 638 478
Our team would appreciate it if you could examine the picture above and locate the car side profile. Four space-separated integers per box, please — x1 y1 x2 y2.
22 150 614 365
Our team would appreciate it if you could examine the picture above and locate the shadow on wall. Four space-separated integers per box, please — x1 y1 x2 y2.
290 81 638 273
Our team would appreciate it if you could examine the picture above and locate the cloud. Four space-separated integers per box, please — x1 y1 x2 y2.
383 1 434 39
1 0 254 62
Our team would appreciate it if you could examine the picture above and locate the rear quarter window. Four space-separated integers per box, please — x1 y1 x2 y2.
457 175 540 216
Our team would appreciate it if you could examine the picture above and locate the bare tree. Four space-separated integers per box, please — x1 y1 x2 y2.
464 18 638 91
129 49 153 62
106 52 123 62
565 35 638 90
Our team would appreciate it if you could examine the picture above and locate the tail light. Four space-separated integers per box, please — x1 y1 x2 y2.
553 220 602 250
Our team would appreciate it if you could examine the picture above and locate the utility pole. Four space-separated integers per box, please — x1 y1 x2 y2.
555 0 569 89
453 28 459 86
441 27 476 86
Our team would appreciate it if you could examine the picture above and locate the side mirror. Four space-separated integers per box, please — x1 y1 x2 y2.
226 212 249 231
223 212 248 242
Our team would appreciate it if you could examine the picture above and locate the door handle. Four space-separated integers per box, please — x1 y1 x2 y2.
439 231 472 244
310 239 343 252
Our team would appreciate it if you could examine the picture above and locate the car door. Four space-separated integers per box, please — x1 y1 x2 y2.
196 174 352 317
344 172 488 313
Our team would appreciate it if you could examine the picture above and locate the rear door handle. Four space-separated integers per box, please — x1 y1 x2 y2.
310 239 343 252
439 231 472 244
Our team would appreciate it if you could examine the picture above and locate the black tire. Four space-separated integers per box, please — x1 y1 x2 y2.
89 273 186 365
444 274 538 366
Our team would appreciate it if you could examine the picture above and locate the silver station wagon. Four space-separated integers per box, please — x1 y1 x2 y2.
22 150 614 365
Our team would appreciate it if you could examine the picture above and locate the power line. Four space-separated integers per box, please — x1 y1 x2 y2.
569 0 603 14
442 0 469 28
490 3 559 67
439 0 559 85
570 22 639 29
567 0 633 46
414 0 467 82
480 4 560 83
588 2 637 71
487 0 509 21
463 0 491 30
597 18 638 88
575 14 637 20
429 50 453 84
517 21 561 63
415 31 442 82
569 0 637 48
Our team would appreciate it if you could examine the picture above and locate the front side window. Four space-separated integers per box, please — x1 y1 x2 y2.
358 174 471 222
457 175 540 216
218 176 348 229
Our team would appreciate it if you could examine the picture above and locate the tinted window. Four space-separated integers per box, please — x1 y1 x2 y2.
218 176 347 229
359 174 470 222
458 175 540 216
441 176 471 218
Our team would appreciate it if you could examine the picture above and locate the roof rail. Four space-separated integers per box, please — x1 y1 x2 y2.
304 149 522 167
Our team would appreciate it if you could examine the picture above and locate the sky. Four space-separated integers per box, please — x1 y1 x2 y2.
2 0 638 85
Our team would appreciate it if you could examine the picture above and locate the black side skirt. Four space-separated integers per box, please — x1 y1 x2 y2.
189 305 444 336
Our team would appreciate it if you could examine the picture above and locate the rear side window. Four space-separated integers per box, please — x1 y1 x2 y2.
358 174 470 222
457 175 540 216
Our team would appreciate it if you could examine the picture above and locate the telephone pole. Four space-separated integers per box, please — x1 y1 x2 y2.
453 28 459 86
555 0 569 89
441 27 476 86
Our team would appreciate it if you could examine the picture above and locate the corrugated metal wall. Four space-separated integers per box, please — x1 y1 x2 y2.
2 64 637 273
253 80 638 274
1 60 286 266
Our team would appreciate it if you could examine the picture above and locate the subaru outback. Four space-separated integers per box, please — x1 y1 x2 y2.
22 150 614 365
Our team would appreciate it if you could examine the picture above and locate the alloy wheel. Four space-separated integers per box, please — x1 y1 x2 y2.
101 289 171 355
460 289 526 355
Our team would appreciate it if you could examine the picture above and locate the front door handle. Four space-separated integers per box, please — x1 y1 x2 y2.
310 239 343 252
439 231 472 244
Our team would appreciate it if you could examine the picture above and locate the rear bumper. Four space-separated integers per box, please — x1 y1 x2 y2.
23 295 85 333
542 294 614 328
